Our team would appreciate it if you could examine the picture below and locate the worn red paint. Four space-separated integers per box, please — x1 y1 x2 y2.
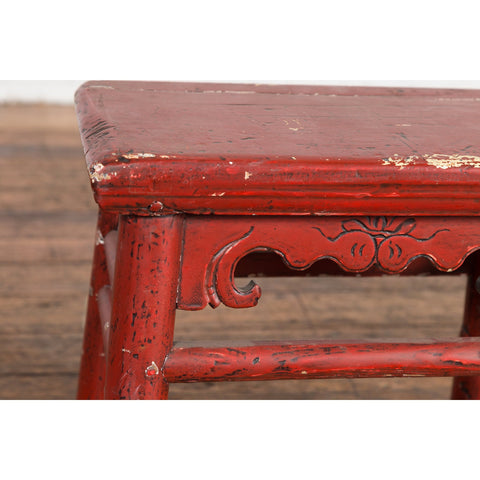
452 258 480 399
178 215 480 310
77 211 118 400
104 215 183 400
164 339 480 383
75 81 480 217
75 81 480 400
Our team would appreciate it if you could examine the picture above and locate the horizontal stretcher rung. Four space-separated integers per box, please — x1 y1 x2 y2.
163 338 480 383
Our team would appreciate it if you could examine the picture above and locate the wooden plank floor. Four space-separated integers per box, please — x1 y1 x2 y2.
0 103 469 399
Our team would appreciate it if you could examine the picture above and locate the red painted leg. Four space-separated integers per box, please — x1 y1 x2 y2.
104 215 184 400
77 210 118 399
452 255 480 399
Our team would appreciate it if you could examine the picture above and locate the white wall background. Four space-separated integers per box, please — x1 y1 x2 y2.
2 80 480 104
0 81 85 104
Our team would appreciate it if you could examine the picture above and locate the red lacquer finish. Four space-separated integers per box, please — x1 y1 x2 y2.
74 81 480 399
165 339 480 383
77 211 118 400
452 256 480 399
178 215 480 310
105 215 183 400
75 81 480 217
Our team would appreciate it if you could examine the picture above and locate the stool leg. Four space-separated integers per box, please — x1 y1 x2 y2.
77 210 118 399
105 215 184 400
452 256 480 399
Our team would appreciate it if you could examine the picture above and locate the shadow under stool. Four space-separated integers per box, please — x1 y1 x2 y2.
75 81 480 399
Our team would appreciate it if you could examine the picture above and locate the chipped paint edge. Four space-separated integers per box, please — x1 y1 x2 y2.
89 163 112 183
383 153 480 170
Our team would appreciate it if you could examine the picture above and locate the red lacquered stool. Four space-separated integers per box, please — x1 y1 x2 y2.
75 81 480 400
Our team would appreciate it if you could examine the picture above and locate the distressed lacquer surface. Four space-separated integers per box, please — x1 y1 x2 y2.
77 211 118 399
105 216 183 400
452 258 480 399
178 216 480 310
74 82 480 399
75 82 480 216
165 339 480 383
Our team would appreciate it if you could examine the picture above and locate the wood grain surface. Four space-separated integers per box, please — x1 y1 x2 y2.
75 82 480 216
0 103 468 399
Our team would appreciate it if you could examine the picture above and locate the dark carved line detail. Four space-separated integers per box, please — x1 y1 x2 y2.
314 217 450 269
314 217 448 242
179 216 474 311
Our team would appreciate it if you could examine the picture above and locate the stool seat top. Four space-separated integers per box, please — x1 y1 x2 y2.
75 81 480 216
